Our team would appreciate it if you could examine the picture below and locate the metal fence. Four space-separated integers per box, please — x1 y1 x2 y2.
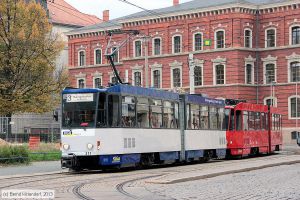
0 115 60 143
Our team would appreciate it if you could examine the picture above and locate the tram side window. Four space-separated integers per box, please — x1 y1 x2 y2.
137 97 149 128
248 112 255 130
235 110 242 131
163 101 174 129
255 112 261 130
121 96 136 128
243 111 249 131
150 99 163 128
229 109 235 131
209 107 218 130
200 106 209 129
186 104 191 129
190 104 200 129
174 103 179 129
218 108 224 130
272 114 276 131
108 95 120 127
222 109 230 130
261 113 266 130
96 93 106 127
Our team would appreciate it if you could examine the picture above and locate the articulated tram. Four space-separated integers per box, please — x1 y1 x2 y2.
60 85 282 170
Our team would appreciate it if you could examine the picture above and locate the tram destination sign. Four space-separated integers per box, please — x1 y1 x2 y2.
66 93 94 103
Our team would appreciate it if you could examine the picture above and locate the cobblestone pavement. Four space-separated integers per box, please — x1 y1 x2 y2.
145 164 300 200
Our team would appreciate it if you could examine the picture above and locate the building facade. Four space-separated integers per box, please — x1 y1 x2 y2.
67 0 300 144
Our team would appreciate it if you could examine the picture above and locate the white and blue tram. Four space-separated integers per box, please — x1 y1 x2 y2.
61 85 227 170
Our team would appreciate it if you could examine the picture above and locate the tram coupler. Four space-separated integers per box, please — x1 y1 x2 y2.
61 154 79 169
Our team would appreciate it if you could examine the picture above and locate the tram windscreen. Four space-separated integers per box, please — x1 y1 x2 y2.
62 93 97 128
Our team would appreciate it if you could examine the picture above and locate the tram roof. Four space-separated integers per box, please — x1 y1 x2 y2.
62 85 180 101
185 95 225 107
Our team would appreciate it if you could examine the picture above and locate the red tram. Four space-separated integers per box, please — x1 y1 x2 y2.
226 102 282 157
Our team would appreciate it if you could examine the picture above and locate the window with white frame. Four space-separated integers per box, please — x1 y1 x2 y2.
246 64 253 84
111 76 118 84
153 38 161 55
133 71 142 86
215 30 225 49
94 77 102 88
244 29 252 48
289 96 300 118
291 26 300 45
290 61 300 82
265 63 276 84
215 64 225 85
194 65 203 86
153 69 161 88
172 68 181 87
78 79 85 88
134 40 142 57
79 51 85 66
266 28 276 48
194 33 203 51
264 97 277 107
111 47 119 63
95 49 102 65
173 35 181 53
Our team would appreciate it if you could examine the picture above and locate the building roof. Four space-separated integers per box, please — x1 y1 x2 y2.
47 0 102 27
67 0 290 34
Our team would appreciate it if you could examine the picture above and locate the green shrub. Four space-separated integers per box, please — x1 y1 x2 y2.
0 145 29 164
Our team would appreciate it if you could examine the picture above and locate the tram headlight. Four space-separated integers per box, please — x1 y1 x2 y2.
87 143 94 150
63 144 70 150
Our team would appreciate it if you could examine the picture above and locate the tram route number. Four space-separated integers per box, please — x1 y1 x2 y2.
1 189 55 199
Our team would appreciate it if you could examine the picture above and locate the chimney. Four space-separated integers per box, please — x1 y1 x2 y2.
173 0 179 6
103 10 109 22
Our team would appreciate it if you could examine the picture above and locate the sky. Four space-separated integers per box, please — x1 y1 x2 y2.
65 0 193 20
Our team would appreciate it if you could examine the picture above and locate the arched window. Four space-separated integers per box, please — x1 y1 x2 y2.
78 79 85 88
173 35 181 53
153 70 161 88
94 78 102 88
134 40 142 57
194 33 203 51
134 71 142 86
264 97 277 107
194 65 203 86
111 76 118 84
111 47 119 63
290 62 300 82
153 38 161 55
215 64 225 85
172 68 181 87
215 30 225 49
95 49 102 65
266 28 276 47
290 96 300 118
291 26 300 45
244 29 252 48
79 51 85 66
265 63 276 84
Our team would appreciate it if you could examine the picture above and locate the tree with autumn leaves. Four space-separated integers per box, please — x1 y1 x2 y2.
0 0 68 116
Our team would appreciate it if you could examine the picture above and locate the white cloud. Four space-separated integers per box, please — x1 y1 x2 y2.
65 0 192 19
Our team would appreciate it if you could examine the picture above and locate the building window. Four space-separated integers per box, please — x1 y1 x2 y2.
94 78 102 88
153 38 161 55
111 76 118 84
194 33 202 51
153 70 161 88
246 64 253 84
95 49 102 65
173 35 181 53
78 79 85 88
194 65 203 86
134 40 142 57
79 51 85 66
290 62 300 82
291 26 300 45
134 71 142 86
264 97 277 107
290 97 300 118
172 68 181 87
266 28 276 48
265 63 276 84
215 30 225 49
244 29 252 48
215 64 225 85
111 47 119 63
